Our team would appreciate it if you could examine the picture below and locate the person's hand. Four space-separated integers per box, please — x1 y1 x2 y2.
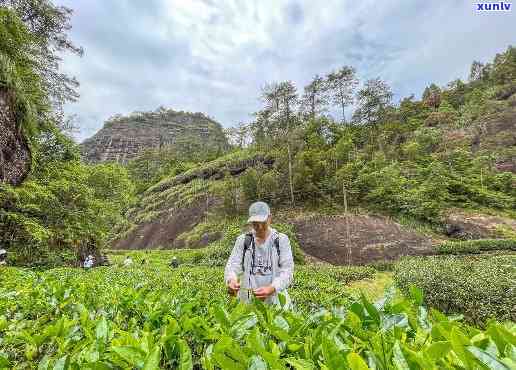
253 285 275 300
227 278 240 296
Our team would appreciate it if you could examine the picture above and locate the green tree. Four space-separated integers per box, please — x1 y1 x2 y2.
240 168 259 202
0 160 134 266
1 0 83 114
422 83 441 110
300 74 329 120
352 78 393 125
469 60 485 82
261 81 299 205
326 66 358 123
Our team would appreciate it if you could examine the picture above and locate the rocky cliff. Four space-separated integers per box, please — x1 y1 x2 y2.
80 108 228 163
0 87 31 186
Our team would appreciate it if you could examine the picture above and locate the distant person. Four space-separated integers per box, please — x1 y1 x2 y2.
83 254 94 269
0 249 7 266
122 256 133 267
141 258 147 265
224 201 294 306
169 256 179 268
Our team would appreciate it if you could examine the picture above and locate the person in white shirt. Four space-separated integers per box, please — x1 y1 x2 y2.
0 249 7 266
122 256 133 267
83 254 94 269
224 201 294 306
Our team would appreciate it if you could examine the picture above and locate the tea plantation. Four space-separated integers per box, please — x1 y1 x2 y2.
0 252 514 369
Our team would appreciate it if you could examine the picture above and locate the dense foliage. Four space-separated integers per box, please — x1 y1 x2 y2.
0 128 134 266
0 155 135 266
0 3 134 266
437 239 516 255
1 263 515 369
0 6 49 143
171 46 516 225
394 255 516 325
1 0 83 118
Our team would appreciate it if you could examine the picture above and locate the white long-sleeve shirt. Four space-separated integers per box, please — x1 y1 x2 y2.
224 227 294 305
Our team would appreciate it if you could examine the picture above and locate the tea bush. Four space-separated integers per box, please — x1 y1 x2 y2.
437 238 516 255
394 255 516 325
1 266 515 369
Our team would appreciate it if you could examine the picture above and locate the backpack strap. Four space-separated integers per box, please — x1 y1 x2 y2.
241 232 282 272
241 233 253 272
273 235 281 267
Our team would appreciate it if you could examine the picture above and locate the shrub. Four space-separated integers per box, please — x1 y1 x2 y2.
437 239 516 255
394 255 516 325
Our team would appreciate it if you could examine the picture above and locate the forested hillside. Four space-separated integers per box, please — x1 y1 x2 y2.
115 46 515 259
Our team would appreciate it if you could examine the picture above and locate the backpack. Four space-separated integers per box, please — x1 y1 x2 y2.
241 232 281 272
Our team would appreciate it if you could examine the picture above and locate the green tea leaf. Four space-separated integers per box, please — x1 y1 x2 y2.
467 346 511 370
111 346 146 368
361 293 380 324
213 306 231 329
248 355 267 370
0 354 10 369
321 332 347 370
213 352 246 370
278 292 287 308
52 356 69 370
392 342 410 370
347 352 369 370
143 346 161 370
381 314 408 332
426 341 451 360
409 285 423 306
178 339 193 370
285 358 315 369
95 317 108 342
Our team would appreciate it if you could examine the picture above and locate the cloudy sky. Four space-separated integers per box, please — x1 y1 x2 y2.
57 0 515 142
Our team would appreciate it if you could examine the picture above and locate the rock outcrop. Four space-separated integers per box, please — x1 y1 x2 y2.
0 87 31 186
444 210 516 239
81 108 228 163
291 214 435 265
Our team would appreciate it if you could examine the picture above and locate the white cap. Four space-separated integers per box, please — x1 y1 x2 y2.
0 249 6 255
247 201 271 223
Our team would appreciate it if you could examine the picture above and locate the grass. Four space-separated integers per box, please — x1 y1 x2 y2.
346 272 393 301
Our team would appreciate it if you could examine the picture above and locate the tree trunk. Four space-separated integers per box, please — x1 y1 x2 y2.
287 141 295 206
0 87 31 186
343 183 351 265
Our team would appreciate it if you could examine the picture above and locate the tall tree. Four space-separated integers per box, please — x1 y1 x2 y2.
261 81 298 205
469 60 485 82
300 74 329 120
1 0 83 122
248 108 273 150
352 78 393 126
224 122 252 148
326 66 358 123
422 83 441 110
